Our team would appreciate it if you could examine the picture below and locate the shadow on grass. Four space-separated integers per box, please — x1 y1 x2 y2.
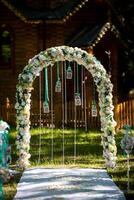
4 127 134 200
30 129 103 167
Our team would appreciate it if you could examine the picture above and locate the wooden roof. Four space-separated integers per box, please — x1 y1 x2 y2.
1 0 89 24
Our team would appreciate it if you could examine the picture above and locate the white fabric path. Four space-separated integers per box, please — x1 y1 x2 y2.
14 168 126 200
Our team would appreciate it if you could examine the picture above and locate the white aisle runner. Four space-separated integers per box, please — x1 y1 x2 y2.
14 168 126 200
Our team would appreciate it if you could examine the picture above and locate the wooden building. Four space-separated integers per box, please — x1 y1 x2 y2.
0 0 133 129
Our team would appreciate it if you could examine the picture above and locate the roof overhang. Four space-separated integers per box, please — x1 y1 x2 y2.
68 22 120 49
1 0 89 24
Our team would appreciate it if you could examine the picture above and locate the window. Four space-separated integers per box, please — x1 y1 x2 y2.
0 25 13 68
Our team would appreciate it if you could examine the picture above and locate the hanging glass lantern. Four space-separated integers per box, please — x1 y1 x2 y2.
91 101 97 117
55 79 61 93
75 93 81 106
43 101 49 113
66 65 73 79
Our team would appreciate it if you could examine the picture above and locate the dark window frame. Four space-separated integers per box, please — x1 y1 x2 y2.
0 24 14 70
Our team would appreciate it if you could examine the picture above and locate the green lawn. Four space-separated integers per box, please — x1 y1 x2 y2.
3 127 134 200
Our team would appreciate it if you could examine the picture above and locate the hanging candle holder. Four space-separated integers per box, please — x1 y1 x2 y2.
66 63 73 79
91 101 97 117
55 78 61 93
55 62 61 92
75 93 81 106
43 101 49 113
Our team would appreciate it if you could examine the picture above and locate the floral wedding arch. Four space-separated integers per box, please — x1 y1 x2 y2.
15 46 117 169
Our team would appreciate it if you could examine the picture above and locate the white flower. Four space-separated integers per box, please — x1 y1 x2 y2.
68 47 74 54
32 66 41 76
50 47 58 57
38 54 47 61
0 120 9 131
15 102 20 109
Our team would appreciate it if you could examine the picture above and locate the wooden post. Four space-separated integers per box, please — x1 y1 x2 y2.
5 97 10 122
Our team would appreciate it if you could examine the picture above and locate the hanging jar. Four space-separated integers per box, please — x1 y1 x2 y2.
91 101 97 117
43 101 49 113
75 93 81 106
55 78 61 93
66 64 73 79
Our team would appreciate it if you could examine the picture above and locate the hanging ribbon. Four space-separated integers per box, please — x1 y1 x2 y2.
55 62 61 92
43 67 49 113
64 61 67 125
75 64 81 106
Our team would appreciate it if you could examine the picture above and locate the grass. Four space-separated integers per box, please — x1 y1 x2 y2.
3 127 134 200
30 128 104 168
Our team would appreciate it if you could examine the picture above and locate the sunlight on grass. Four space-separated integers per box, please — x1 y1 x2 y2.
3 127 134 200
29 128 104 168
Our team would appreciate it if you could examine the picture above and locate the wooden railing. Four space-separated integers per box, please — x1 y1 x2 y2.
30 101 100 129
116 99 134 129
0 98 133 130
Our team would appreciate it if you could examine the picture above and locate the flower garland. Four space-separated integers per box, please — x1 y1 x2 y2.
15 46 117 169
